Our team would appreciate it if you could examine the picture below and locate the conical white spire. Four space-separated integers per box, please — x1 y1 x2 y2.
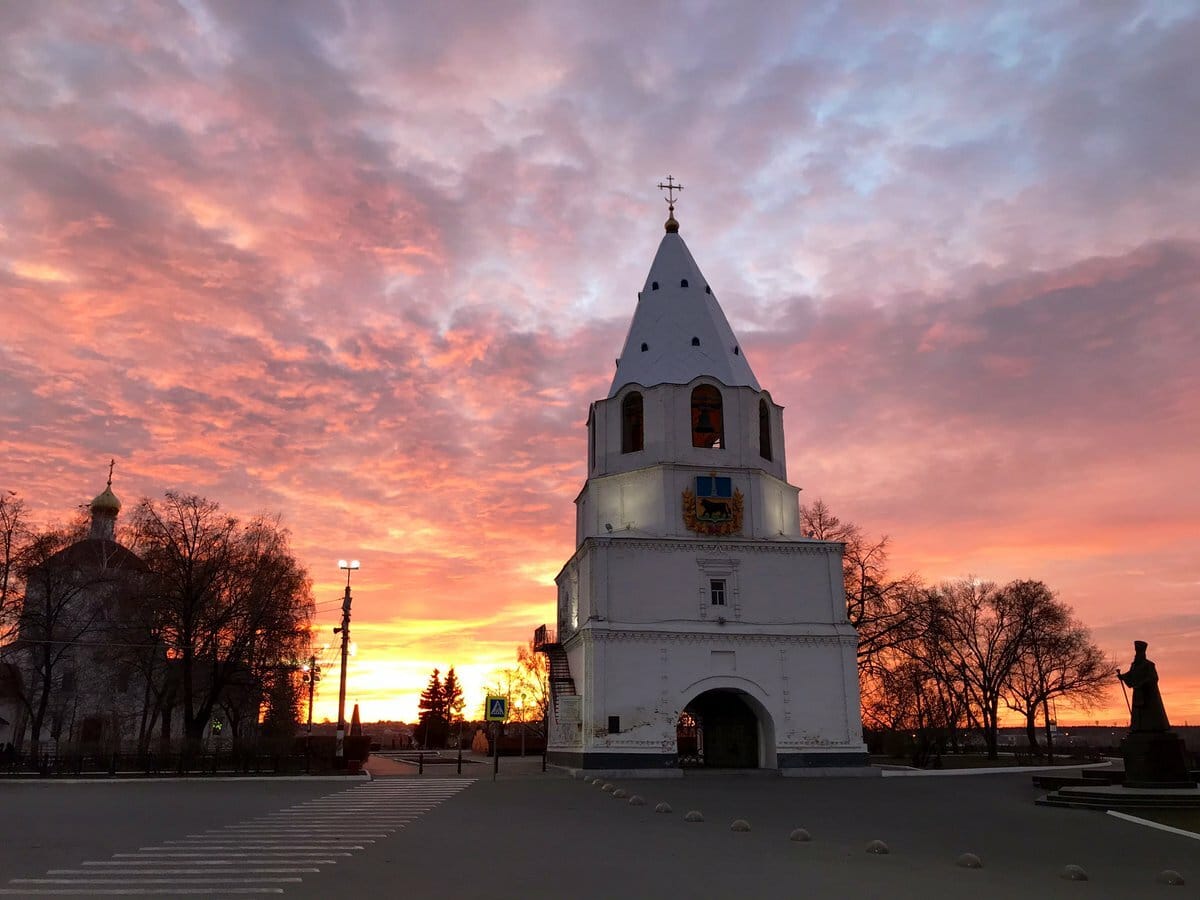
608 231 760 398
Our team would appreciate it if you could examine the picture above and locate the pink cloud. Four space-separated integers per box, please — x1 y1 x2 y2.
2 2 1197 722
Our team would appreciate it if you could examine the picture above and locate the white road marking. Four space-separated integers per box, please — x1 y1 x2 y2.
49 868 320 875
1106 809 1200 840
7 778 475 896
88 859 340 865
141 844 366 852
115 852 351 859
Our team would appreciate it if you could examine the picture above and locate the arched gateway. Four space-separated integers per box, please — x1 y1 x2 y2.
677 688 776 769
537 188 867 774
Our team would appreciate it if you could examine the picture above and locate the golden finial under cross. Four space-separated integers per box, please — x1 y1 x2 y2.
657 175 684 233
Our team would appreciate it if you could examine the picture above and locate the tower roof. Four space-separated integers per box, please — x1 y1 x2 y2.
609 230 760 397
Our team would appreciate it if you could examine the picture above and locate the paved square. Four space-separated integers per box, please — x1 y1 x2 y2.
1 767 1193 898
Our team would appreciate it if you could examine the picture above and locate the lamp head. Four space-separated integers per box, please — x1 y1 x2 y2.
338 559 361 571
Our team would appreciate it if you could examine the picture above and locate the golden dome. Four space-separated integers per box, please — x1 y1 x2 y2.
91 485 121 514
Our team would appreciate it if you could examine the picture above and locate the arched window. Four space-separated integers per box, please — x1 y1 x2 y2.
681 278 689 287
758 399 772 461
622 392 644 453
691 385 724 449
691 337 700 346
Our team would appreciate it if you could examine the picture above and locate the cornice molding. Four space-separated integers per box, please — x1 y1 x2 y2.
582 537 840 556
587 629 852 647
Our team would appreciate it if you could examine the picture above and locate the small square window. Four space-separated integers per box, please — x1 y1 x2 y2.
608 716 620 734
710 579 726 606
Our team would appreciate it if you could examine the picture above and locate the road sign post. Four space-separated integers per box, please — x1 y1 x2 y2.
486 696 508 780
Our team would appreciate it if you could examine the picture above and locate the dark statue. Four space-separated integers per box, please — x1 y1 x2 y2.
1116 640 1195 788
1117 640 1170 732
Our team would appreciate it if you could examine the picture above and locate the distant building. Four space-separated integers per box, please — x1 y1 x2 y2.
537 195 866 772
1 472 155 755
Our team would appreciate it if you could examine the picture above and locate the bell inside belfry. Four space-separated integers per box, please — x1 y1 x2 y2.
695 410 716 434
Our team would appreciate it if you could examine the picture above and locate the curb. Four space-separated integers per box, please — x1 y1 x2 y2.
0 773 371 785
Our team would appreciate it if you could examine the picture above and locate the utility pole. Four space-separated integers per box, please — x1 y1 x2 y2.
303 654 318 774
305 655 317 732
335 560 359 764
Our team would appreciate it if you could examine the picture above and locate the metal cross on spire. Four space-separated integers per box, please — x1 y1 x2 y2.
107 458 115 488
657 175 684 233
657 175 684 209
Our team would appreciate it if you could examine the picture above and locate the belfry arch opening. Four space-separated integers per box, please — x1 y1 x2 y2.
676 689 775 769
690 385 724 449
621 391 644 453
758 398 772 461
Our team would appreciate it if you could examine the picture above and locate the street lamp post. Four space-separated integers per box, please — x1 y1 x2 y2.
335 559 359 763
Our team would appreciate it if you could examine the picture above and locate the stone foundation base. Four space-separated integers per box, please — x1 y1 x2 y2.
1120 732 1195 788
778 751 870 769
547 748 872 775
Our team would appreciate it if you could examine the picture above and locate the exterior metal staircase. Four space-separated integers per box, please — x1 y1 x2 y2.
533 624 576 717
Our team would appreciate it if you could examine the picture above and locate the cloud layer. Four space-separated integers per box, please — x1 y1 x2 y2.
2 1 1197 724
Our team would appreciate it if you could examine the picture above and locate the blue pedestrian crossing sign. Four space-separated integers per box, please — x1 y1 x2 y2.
486 696 508 722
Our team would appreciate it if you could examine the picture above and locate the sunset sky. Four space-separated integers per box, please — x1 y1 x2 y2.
2 2 1197 727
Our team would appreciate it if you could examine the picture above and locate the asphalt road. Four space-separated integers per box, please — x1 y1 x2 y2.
0 769 1194 898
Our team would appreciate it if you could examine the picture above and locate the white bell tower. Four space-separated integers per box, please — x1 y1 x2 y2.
537 181 866 773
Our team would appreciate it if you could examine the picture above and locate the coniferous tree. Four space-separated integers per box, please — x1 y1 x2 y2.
443 667 465 724
415 668 447 748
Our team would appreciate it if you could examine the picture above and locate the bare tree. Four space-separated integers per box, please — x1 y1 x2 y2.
515 641 549 737
916 578 1050 759
863 656 967 767
0 492 29 645
800 499 919 675
130 493 314 752
1002 583 1111 761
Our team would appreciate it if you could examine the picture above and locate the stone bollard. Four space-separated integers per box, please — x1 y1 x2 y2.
1156 870 1185 886
789 828 812 842
684 810 704 822
956 853 983 869
629 795 645 806
655 802 673 814
730 819 751 832
865 840 890 855
1059 865 1088 881
613 788 628 799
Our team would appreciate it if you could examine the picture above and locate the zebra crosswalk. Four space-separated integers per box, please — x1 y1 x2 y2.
1 778 473 896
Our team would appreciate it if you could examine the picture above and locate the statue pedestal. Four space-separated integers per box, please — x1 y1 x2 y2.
1120 731 1194 788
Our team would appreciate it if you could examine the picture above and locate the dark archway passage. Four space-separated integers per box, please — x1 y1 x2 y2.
677 689 760 768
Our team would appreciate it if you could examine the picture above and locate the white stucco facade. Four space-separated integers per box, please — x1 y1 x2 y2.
542 216 867 772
